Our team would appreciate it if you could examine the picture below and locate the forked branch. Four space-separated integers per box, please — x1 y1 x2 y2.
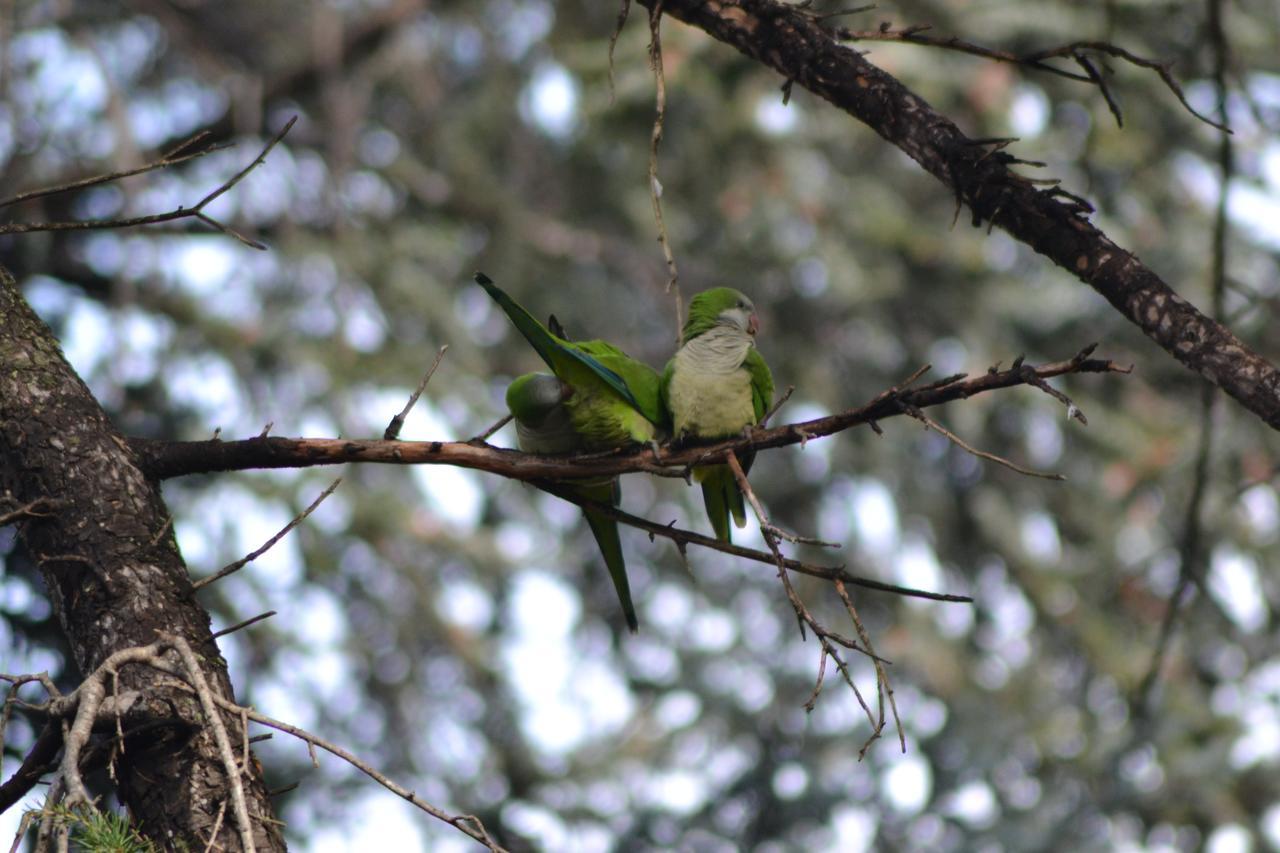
0 117 297 248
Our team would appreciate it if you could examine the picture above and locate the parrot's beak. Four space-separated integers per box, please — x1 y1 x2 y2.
747 312 760 336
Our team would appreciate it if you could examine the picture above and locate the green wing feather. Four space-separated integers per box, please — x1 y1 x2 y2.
475 273 644 412
745 348 774 423
573 339 667 429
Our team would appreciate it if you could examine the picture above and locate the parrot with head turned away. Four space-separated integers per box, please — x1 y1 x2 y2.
661 287 774 543
477 272 668 631
505 372 637 632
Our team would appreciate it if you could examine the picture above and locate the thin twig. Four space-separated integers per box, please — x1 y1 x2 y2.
760 385 795 427
608 0 633 103
0 498 59 527
907 407 1066 481
835 579 905 755
726 450 802 623
202 694 507 852
0 117 298 248
0 137 233 210
202 798 228 853
540 481 971 602
468 413 513 444
209 611 279 642
192 478 341 590
384 345 449 440
836 27 1229 131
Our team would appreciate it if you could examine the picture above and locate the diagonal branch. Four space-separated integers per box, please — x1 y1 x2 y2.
539 481 970 602
634 0 1280 431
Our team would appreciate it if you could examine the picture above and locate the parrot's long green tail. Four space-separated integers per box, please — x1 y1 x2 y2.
575 479 638 633
698 464 747 544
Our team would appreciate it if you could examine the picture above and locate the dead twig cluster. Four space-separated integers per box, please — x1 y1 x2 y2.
727 450 905 756
833 23 1228 132
1 632 506 852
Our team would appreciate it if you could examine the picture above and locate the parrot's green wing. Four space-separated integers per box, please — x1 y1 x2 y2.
574 339 667 429
746 348 774 424
475 273 644 413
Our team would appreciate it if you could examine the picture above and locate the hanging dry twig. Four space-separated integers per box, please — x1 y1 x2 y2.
646 1 684 341
608 0 633 102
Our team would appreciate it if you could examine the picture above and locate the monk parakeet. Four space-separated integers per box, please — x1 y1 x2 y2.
477 272 668 631
506 372 637 631
475 273 666 449
661 288 774 543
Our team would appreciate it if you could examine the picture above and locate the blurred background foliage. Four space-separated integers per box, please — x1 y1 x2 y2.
2 0 1279 849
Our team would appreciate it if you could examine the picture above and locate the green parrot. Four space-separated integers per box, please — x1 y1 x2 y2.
505 372 637 631
477 272 669 631
475 273 666 449
661 287 774 543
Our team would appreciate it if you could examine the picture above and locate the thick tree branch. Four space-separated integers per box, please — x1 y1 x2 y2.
130 347 1125 481
634 0 1280 430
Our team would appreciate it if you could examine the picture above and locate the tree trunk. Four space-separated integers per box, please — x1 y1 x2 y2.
0 267 285 851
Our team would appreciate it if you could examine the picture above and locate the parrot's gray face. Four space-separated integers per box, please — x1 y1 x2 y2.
719 298 759 337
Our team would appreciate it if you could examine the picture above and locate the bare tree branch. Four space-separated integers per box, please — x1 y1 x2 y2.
0 117 296 248
539 481 970 602
130 347 1125 481
835 26 1228 131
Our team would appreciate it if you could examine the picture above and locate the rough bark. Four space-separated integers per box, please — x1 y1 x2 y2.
638 0 1280 430
0 267 285 851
